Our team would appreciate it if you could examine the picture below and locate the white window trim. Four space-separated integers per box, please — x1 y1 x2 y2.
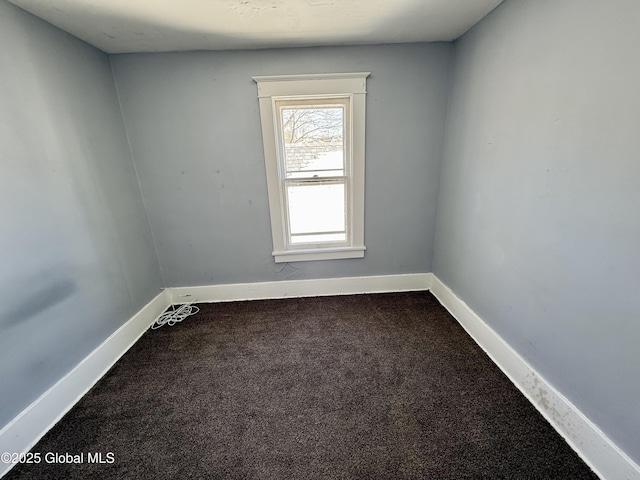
253 72 369 263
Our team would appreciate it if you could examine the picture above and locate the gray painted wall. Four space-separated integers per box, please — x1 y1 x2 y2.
434 0 640 462
110 43 452 287
0 1 162 427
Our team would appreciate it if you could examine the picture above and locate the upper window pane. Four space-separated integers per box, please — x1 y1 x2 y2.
281 106 344 178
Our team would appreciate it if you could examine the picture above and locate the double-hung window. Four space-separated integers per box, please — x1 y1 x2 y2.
253 73 369 263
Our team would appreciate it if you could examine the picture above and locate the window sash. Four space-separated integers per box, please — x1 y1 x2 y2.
275 97 352 251
283 177 349 249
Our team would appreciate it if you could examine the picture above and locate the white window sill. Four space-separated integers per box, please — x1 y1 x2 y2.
273 246 366 263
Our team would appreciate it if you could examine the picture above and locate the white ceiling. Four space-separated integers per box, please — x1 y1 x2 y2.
9 0 504 54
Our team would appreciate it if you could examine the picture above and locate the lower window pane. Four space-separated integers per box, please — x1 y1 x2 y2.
287 182 345 241
291 232 346 244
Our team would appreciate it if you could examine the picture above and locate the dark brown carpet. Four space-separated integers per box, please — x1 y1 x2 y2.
6 292 597 479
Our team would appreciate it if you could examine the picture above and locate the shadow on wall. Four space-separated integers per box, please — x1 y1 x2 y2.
0 278 76 329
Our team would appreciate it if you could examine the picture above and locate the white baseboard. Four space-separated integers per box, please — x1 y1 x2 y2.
0 289 171 479
430 275 640 480
169 273 433 304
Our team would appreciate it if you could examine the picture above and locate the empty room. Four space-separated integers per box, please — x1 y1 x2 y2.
1 0 639 478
